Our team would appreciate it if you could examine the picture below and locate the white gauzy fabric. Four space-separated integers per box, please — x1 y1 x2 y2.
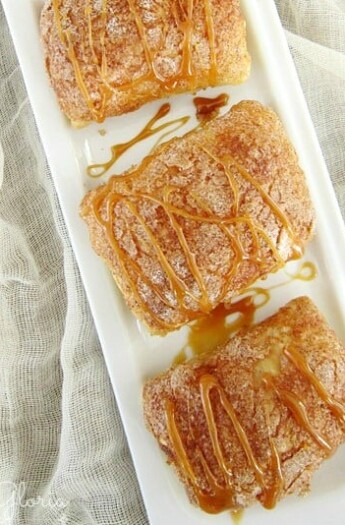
0 4 148 525
0 1 344 525
275 0 345 216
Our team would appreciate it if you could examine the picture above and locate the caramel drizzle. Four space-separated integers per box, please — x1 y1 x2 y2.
166 398 235 514
52 0 217 121
89 191 181 331
165 346 345 513
200 375 265 486
265 438 284 509
86 95 231 179
179 0 195 87
199 147 298 243
123 198 206 310
194 146 295 274
273 385 332 451
200 374 285 510
87 104 190 177
85 0 113 110
165 375 283 513
192 147 297 281
52 0 109 122
285 260 317 281
86 134 304 330
174 261 317 365
284 346 345 423
203 0 217 84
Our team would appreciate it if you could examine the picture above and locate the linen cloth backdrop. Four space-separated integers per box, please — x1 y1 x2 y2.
0 1 344 524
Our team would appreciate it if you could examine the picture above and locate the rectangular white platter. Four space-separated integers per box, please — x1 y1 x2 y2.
3 0 345 524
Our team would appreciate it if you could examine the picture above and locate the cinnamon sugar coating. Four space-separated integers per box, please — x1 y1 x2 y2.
143 297 345 512
40 0 251 123
80 101 315 334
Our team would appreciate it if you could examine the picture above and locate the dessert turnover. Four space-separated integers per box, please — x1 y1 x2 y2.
143 296 345 513
80 100 315 334
40 0 251 124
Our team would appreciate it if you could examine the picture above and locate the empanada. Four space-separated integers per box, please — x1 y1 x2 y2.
143 297 345 512
41 0 251 124
80 100 315 334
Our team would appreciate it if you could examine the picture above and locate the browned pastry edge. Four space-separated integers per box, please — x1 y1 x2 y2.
143 296 345 512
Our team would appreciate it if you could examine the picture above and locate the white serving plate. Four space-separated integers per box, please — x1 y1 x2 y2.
3 1 345 524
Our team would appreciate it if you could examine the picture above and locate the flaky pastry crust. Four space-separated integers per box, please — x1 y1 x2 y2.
143 297 345 512
80 101 315 334
41 0 251 123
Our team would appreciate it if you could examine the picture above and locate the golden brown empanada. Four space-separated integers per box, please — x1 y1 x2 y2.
40 0 251 124
80 100 315 334
143 296 345 513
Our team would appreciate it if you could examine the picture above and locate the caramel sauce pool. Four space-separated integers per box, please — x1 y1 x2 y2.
193 93 229 122
173 296 261 365
174 261 317 365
